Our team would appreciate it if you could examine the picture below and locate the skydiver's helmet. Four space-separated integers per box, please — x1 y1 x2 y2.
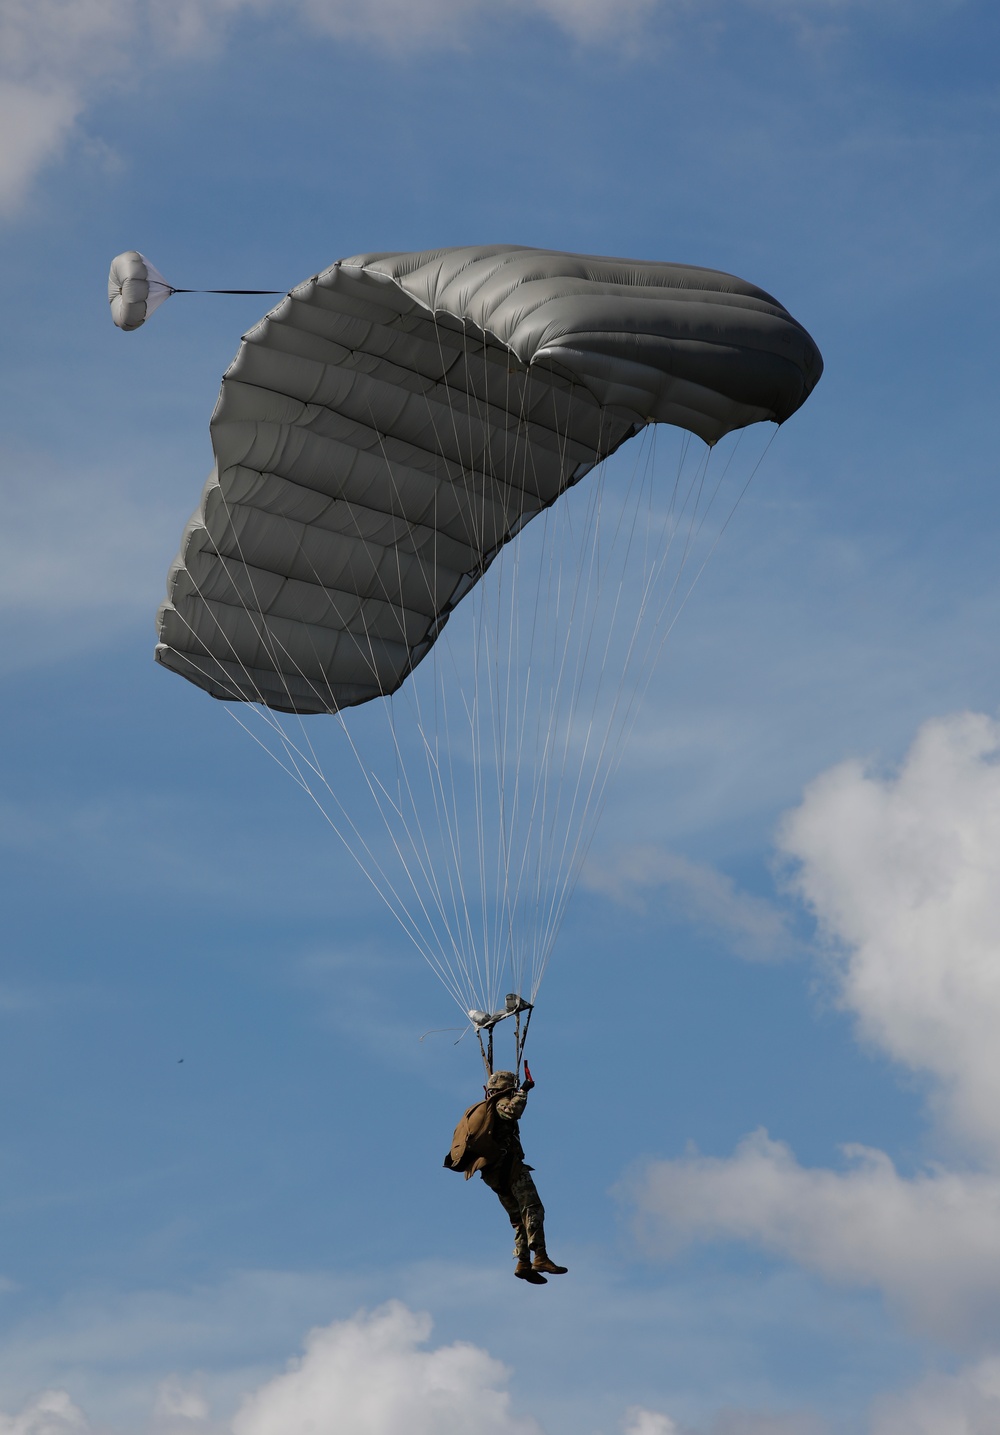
486 1070 517 1095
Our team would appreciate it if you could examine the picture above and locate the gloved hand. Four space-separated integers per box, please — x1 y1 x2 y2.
521 1060 535 1092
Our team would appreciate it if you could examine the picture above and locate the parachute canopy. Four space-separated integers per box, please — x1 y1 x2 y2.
108 250 174 331
155 244 822 716
151 244 823 1030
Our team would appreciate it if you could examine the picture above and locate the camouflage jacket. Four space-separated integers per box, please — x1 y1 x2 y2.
491 1088 530 1175
443 1087 530 1180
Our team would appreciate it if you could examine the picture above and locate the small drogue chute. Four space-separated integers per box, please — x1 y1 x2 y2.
108 251 174 331
108 250 282 332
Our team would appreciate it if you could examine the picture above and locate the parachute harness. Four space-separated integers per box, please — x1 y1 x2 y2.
469 993 533 1078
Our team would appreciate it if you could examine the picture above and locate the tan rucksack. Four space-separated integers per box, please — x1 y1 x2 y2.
443 1096 504 1179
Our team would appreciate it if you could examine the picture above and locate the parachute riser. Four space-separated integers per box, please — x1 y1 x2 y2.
468 993 533 1078
515 1004 533 1082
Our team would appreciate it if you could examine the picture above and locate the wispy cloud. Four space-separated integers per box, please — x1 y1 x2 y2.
690 1413 827 1435
0 451 186 672
623 1411 682 1435
0 0 657 215
584 844 796 961
0 790 331 914
0 0 131 214
0 84 79 212
870 1355 1000 1435
0 1388 89 1434
0 0 954 214
291 0 662 47
629 1129 1000 1344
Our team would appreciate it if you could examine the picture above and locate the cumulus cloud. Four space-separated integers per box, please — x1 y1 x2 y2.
0 1304 541 1435
584 843 795 960
229 1301 540 1435
779 711 1000 1160
627 713 1000 1343
0 1291 839 1435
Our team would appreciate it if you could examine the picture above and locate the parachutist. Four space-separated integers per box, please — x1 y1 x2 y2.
444 1068 567 1284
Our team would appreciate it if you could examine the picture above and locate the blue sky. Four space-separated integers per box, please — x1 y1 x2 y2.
2 2 1000 1432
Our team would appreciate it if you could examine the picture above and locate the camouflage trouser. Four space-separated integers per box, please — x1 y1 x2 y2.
484 1167 545 1261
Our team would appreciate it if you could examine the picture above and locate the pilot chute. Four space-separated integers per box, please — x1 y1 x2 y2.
108 251 174 332
108 250 281 332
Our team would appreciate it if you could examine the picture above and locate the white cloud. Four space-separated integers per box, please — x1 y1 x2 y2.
629 1129 1000 1342
0 0 132 77
158 0 662 50
0 1391 88 1435
0 84 80 214
0 0 131 213
626 713 1000 1344
0 1303 542 1435
512 0 660 42
624 1410 682 1435
0 1271 356 1428
584 843 795 960
778 711 1000 1160
230 1301 540 1435
0 1294 836 1435
870 1356 1000 1435
286 0 479 46
153 1377 210 1421
0 0 937 212
0 1269 904 1435
0 0 661 212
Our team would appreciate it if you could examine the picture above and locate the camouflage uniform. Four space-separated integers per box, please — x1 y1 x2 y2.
479 1081 547 1261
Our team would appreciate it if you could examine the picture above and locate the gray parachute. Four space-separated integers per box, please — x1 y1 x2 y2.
154 245 822 717
151 244 824 1038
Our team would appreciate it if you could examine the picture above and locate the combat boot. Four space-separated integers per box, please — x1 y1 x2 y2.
531 1250 568 1275
514 1258 547 1284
